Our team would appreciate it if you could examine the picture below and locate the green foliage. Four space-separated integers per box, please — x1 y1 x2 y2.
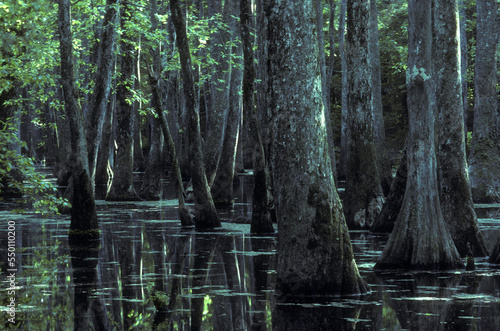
0 119 69 215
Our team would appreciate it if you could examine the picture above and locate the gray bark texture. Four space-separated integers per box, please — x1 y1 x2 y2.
468 0 500 203
344 0 384 229
371 147 407 233
170 0 221 229
107 2 140 201
316 0 337 182
212 0 242 207
243 0 274 234
369 0 392 195
375 0 463 270
338 0 348 180
433 0 487 257
267 0 368 296
140 115 163 200
58 0 98 232
203 0 232 186
85 0 119 187
149 0 193 227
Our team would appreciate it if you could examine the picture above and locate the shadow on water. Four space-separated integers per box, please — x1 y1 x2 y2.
2 172 500 329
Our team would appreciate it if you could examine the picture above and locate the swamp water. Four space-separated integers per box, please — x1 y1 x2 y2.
1 171 500 330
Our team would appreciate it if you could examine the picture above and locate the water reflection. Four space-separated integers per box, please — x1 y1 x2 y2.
69 235 110 330
2 175 500 330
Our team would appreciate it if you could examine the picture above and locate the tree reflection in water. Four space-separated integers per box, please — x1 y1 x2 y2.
3 175 500 330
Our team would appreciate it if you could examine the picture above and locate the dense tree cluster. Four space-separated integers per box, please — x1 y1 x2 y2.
1 0 499 296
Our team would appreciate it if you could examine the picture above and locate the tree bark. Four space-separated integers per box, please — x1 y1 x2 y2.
267 0 368 296
242 0 274 234
106 1 140 201
468 0 500 203
344 0 384 229
212 0 243 207
58 0 98 232
170 0 221 229
140 114 163 200
203 0 232 186
371 147 407 233
433 0 487 257
369 0 393 195
338 0 348 180
375 0 463 270
85 0 119 188
316 0 337 182
148 0 193 227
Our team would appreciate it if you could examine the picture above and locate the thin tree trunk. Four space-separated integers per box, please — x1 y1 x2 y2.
140 114 163 200
212 0 243 207
242 0 274 234
58 0 98 233
369 0 393 195
170 0 221 228
107 2 140 201
267 0 368 296
203 0 232 186
375 0 463 270
85 0 119 188
344 0 384 229
338 0 348 180
468 0 500 203
148 0 193 227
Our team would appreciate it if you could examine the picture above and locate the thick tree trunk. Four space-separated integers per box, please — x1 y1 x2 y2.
468 0 500 203
369 0 392 195
375 0 463 270
267 0 367 296
212 0 242 207
459 0 468 137
58 0 98 233
106 2 140 201
344 0 384 229
170 0 221 229
242 0 274 234
433 0 487 257
85 0 119 187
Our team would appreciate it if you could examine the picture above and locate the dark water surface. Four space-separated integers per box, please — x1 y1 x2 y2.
1 171 500 330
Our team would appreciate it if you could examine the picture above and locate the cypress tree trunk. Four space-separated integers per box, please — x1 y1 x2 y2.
242 0 274 234
85 0 119 187
316 0 337 181
369 0 392 195
106 2 140 201
58 0 98 233
338 0 348 180
203 0 232 186
267 0 367 296
375 0 463 270
148 0 193 227
344 0 384 229
140 115 163 200
170 0 221 229
371 147 407 233
212 0 243 207
468 0 500 203
433 0 487 257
